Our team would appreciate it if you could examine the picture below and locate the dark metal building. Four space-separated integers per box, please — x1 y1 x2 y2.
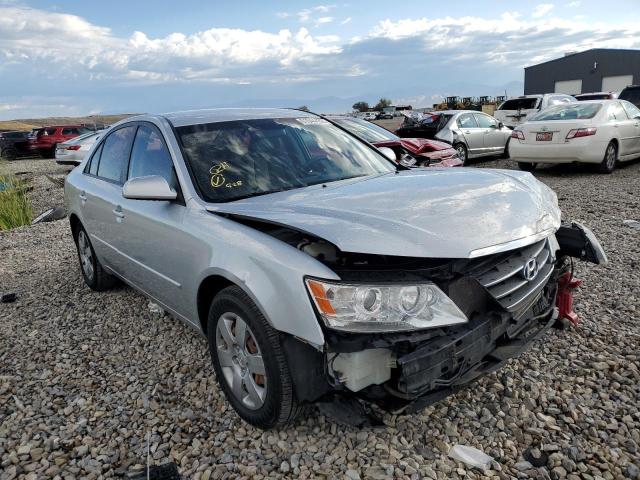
524 49 640 95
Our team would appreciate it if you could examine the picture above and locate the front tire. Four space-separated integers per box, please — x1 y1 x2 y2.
454 143 468 165
207 286 301 429
518 161 537 172
73 225 117 291
598 141 617 174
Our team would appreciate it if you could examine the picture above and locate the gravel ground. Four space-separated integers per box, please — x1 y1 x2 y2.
1 158 639 480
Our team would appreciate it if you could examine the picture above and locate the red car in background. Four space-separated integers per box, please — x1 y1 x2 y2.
326 116 463 167
28 125 91 158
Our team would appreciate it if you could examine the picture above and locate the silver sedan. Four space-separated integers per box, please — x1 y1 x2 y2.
64 108 605 429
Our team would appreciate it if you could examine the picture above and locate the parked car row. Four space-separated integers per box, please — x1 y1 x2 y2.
65 107 606 429
0 124 109 161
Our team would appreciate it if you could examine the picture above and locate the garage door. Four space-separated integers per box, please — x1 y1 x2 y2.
554 80 583 95
602 75 634 93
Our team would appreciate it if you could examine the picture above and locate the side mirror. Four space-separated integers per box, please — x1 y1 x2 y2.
497 122 504 129
377 146 397 161
123 175 177 201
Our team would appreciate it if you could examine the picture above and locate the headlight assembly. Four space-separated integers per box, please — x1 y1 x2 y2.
305 278 468 333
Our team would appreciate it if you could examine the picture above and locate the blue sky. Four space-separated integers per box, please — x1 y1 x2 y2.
1 0 639 119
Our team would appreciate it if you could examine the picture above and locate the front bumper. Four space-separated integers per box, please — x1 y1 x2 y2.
290 223 606 417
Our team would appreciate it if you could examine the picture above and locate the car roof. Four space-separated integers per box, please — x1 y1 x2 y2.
161 108 315 128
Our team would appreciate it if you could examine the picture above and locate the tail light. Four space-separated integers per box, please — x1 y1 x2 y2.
566 127 596 139
511 130 525 140
66 145 81 150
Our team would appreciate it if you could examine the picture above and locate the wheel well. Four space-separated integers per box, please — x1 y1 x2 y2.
197 275 235 334
69 214 81 238
609 138 618 150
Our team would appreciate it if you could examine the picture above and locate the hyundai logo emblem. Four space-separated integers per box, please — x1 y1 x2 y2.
522 258 539 281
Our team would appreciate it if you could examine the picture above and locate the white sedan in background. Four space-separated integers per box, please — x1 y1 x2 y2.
55 131 103 166
510 100 640 173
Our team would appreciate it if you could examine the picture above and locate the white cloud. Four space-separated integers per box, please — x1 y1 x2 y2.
567 1 581 6
341 17 352 25
533 3 555 18
1 3 639 101
296 5 336 23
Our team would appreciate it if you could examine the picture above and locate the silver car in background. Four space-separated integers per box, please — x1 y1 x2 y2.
55 131 103 166
64 108 606 429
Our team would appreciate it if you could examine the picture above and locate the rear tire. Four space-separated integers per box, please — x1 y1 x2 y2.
1 147 17 161
73 225 118 291
501 139 510 159
207 286 301 429
518 162 537 172
454 143 468 165
598 141 617 174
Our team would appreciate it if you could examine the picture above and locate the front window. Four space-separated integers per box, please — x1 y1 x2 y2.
332 117 399 143
530 103 602 121
177 117 394 203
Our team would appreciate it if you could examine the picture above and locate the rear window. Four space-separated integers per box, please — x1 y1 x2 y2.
530 103 602 121
499 98 540 110
576 94 611 101
619 87 640 107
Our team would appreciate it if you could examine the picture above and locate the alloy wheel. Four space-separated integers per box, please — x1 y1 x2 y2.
605 144 616 170
77 230 94 281
215 312 267 410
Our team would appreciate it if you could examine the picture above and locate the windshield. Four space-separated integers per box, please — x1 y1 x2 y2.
499 98 540 110
530 103 602 121
177 117 395 203
332 117 398 143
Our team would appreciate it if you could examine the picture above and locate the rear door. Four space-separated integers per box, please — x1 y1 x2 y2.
456 113 484 154
608 101 636 157
81 125 137 273
620 101 640 155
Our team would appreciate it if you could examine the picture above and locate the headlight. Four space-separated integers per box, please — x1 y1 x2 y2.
305 279 468 333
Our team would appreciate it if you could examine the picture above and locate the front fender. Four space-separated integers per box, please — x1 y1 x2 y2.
189 209 340 348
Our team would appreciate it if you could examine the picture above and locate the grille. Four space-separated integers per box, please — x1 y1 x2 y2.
470 237 556 316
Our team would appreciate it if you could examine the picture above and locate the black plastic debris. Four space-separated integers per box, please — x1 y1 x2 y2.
129 463 181 480
31 206 66 225
1 292 17 303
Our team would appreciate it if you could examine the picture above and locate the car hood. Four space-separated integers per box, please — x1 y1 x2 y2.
207 168 561 259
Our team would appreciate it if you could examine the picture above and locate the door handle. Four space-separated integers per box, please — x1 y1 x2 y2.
112 207 125 219
464 130 471 134
613 124 619 128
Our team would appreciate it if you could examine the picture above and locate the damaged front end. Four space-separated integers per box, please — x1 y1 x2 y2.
269 220 606 419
